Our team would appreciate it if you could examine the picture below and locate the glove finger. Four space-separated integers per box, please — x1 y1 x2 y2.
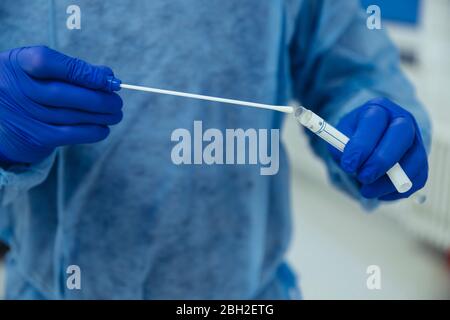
20 79 123 114
360 138 427 198
30 105 123 126
16 46 114 92
2 115 111 149
43 124 110 147
357 116 416 184
340 105 389 174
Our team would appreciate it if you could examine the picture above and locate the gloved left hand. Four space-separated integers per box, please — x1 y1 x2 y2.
329 97 429 201
0 46 123 165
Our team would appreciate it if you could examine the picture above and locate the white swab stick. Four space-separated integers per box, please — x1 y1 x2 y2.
120 82 424 202
120 83 294 114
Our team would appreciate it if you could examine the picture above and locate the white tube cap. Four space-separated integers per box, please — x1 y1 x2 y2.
386 163 413 193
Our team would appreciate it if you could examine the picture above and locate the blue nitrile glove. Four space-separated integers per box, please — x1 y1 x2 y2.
0 46 123 164
329 98 428 201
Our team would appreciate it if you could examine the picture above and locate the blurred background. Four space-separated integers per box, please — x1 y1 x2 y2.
0 0 449 299
285 0 450 299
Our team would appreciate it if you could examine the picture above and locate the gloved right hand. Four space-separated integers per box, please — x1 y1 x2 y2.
0 46 123 165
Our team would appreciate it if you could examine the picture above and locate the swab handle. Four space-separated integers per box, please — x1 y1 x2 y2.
118 82 294 113
295 107 412 194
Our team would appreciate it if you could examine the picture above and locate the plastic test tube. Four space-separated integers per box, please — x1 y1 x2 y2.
294 106 413 194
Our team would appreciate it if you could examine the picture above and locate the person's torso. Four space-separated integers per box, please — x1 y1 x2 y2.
0 0 303 299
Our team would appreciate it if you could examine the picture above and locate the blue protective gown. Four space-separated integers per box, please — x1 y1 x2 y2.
0 0 431 299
